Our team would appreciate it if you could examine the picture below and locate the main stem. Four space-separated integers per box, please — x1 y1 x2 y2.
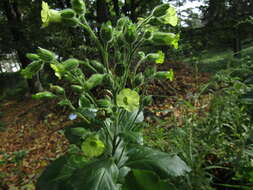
79 16 109 72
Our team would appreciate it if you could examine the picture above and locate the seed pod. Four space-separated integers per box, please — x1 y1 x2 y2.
50 84 65 95
26 53 40 61
115 63 125 77
100 22 113 43
37 47 55 62
90 60 106 73
71 0 86 15
63 58 79 70
143 95 153 106
134 73 144 87
71 85 84 93
60 9 76 19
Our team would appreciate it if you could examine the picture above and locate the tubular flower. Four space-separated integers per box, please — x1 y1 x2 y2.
41 1 61 28
117 88 140 112
81 136 105 158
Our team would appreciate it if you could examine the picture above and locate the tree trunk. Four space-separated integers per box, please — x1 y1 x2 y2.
96 0 109 24
233 35 241 58
3 0 43 93
112 0 120 17
130 0 137 22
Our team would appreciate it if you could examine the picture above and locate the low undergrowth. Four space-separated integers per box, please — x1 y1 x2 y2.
145 55 253 189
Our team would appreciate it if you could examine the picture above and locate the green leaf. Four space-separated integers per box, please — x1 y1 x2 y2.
124 169 169 190
36 154 86 190
126 146 191 178
71 159 120 190
119 131 143 145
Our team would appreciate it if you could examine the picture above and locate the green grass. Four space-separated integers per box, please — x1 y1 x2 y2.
182 43 253 73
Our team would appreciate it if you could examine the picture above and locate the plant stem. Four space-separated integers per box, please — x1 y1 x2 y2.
79 16 109 72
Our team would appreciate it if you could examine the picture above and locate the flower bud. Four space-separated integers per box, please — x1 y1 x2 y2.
26 53 40 61
60 9 76 19
71 85 84 93
134 73 144 87
37 47 56 62
100 22 113 43
103 74 114 89
50 84 65 95
79 95 91 107
124 24 137 44
84 74 105 90
62 17 79 27
32 91 57 99
71 0 86 15
90 60 106 73
63 58 79 70
21 61 43 79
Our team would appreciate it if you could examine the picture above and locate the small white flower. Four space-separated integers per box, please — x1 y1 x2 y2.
69 113 77 120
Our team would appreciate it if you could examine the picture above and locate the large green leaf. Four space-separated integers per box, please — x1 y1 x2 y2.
123 169 169 190
36 154 87 190
71 159 120 190
126 146 191 178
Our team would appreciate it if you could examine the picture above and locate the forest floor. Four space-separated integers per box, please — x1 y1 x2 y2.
0 62 210 189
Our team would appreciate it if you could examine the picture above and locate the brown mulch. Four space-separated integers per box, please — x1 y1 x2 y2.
0 99 72 189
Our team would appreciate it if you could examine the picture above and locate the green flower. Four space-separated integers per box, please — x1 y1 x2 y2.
81 136 105 158
117 88 140 112
41 1 61 28
151 32 179 49
146 51 165 64
155 69 174 81
159 6 178 26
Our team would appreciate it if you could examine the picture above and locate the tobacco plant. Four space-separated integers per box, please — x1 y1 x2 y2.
22 1 190 189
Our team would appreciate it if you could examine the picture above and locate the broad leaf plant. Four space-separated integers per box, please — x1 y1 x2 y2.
22 0 191 189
